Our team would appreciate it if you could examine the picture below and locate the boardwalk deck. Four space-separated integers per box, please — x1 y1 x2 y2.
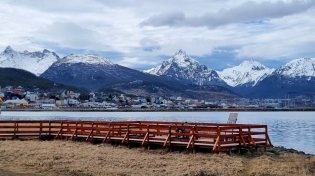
0 120 273 153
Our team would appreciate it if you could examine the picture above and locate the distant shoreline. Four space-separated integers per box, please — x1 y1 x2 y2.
1 107 315 112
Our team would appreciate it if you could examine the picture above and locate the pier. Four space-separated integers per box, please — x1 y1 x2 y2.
0 120 272 153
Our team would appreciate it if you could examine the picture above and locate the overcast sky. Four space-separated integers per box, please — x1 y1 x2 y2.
0 0 314 71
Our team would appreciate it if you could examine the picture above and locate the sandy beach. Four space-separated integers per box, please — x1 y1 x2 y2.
0 139 314 176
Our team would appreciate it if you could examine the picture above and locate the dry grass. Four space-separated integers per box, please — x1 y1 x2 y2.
0 140 314 176
243 153 315 176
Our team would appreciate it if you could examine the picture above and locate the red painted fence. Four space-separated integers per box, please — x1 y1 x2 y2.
0 120 273 152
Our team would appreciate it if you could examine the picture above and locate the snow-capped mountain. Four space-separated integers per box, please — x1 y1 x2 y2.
217 60 275 87
145 50 227 86
145 50 201 75
55 54 114 66
274 58 315 78
246 58 315 98
40 54 165 90
0 46 60 76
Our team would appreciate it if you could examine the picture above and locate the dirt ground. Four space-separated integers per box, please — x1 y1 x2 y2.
0 139 314 176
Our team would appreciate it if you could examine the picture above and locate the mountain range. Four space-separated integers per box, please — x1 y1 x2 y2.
40 54 167 90
0 46 60 76
245 58 315 98
145 51 315 98
1 46 315 99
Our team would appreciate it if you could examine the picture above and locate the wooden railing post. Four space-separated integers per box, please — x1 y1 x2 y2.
267 126 272 146
248 126 256 147
13 121 17 139
67 122 70 132
121 124 130 145
141 125 150 147
212 127 221 152
187 126 195 151
76 122 78 139
102 123 111 143
86 123 94 142
55 122 63 139
49 121 51 136
39 122 42 138
81 122 84 134
238 127 246 146
110 123 113 138
127 124 130 144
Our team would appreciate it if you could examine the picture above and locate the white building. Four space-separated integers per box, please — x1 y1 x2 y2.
25 91 38 102
176 97 183 101
41 104 57 109
66 99 80 106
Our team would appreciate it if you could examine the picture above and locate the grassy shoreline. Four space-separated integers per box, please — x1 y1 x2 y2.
0 139 314 176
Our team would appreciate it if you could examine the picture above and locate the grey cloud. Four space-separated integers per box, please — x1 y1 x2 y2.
32 22 105 50
140 11 186 27
7 1 103 13
140 38 161 52
140 0 315 28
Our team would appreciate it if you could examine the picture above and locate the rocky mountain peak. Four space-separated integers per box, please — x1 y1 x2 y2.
275 58 315 77
144 50 226 86
43 49 51 54
238 60 268 71
169 50 199 68
217 60 275 87
3 46 16 54
175 49 186 55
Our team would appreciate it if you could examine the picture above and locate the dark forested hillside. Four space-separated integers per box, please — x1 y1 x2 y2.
109 81 241 100
0 68 85 92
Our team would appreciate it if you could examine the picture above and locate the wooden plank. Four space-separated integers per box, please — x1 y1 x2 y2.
141 132 149 146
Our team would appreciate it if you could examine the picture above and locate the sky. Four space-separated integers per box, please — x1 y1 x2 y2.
0 0 314 71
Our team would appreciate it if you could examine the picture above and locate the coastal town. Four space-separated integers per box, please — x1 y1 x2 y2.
0 85 314 110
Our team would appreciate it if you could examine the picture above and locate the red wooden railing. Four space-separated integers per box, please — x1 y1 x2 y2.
0 120 273 152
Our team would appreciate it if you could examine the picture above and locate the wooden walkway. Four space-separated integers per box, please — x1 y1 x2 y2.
0 120 273 153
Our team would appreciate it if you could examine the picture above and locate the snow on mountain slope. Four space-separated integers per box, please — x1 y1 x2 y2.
217 60 275 87
0 46 60 76
246 58 315 98
144 50 199 75
144 65 159 75
144 50 227 86
55 54 114 66
274 58 315 78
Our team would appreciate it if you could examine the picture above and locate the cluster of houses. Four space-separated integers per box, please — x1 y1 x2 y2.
0 86 207 110
0 86 314 110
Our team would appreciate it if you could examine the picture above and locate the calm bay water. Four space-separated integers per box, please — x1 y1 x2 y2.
1 111 314 154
